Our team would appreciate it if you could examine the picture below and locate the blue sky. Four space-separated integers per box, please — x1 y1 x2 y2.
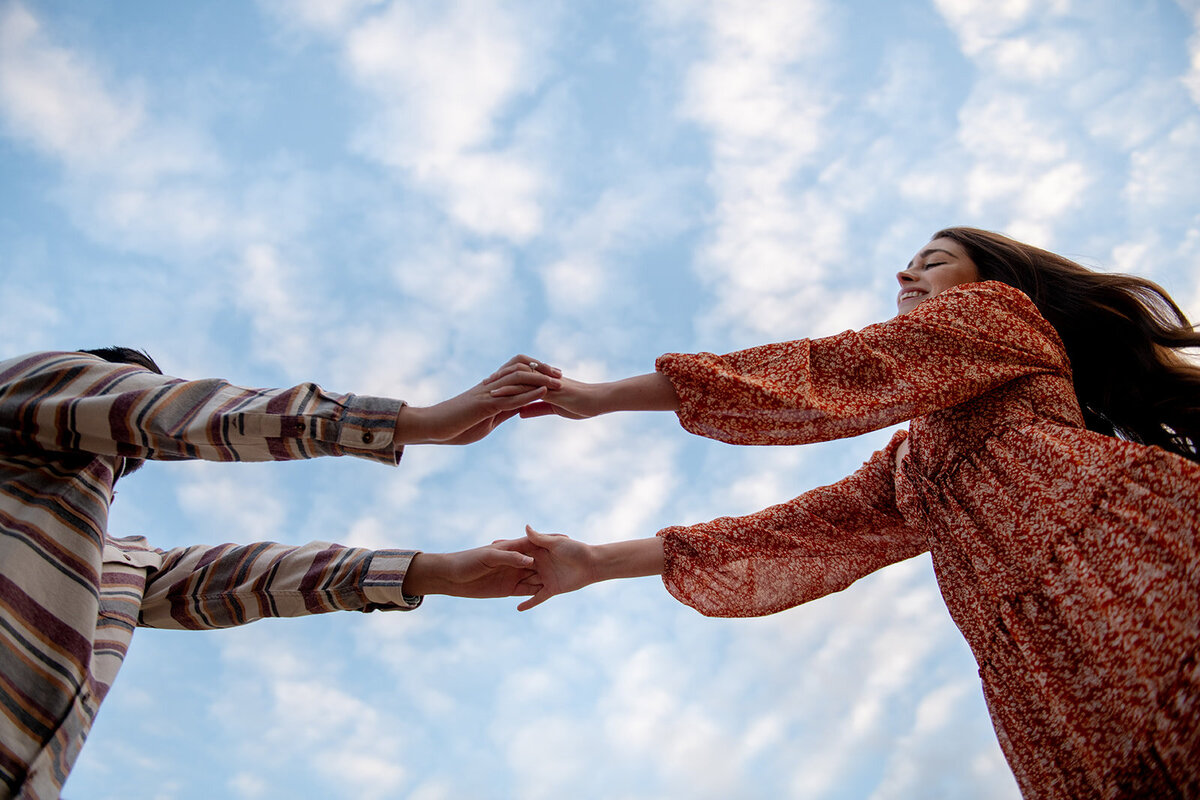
2 1 1199 798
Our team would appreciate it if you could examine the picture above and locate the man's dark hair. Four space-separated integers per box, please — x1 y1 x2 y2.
78 346 163 374
77 347 163 477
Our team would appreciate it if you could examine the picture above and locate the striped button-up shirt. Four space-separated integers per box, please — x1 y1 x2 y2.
0 352 421 799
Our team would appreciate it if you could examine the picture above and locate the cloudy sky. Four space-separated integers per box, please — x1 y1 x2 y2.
2 1 1199 798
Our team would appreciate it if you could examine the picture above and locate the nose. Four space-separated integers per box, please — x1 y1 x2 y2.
896 267 918 285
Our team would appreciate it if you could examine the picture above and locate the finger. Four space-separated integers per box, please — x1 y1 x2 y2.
517 586 552 612
492 536 539 554
488 370 561 391
503 354 536 368
498 356 562 379
518 402 557 418
488 550 535 569
488 380 559 399
524 524 567 546
529 359 562 378
488 356 539 383
489 386 549 410
487 409 520 429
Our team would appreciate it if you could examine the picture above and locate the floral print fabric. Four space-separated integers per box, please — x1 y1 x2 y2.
655 281 1200 799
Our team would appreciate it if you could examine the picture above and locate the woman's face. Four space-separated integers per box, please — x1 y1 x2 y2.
895 237 980 315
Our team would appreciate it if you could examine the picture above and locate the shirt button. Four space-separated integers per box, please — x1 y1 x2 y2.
361 431 375 444
296 420 306 432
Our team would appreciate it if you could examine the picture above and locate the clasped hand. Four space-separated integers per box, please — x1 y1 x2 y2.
395 354 566 445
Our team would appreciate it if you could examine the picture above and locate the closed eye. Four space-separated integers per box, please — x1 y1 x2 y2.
923 261 946 269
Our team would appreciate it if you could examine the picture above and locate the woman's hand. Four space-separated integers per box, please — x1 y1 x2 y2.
516 526 665 611
520 372 680 421
518 376 604 420
396 355 562 445
516 526 598 610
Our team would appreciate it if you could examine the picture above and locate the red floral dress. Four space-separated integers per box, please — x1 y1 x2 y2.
655 281 1200 799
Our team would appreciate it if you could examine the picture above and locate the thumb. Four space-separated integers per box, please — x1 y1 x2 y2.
517 586 552 612
524 524 562 548
518 402 557 419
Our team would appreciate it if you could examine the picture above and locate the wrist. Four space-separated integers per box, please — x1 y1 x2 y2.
589 537 664 582
401 552 445 596
394 404 435 445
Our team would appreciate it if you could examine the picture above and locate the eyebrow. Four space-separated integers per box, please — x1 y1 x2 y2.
906 247 955 269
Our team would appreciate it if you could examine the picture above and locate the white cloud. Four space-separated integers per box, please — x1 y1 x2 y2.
957 94 1067 164
1125 118 1200 210
0 3 229 257
0 3 142 164
176 462 287 541
232 243 319 372
669 0 888 344
258 0 386 35
932 0 1068 60
0 286 59 352
537 171 697 318
510 414 680 543
214 626 409 800
988 32 1079 82
1181 2 1200 107
325 0 552 240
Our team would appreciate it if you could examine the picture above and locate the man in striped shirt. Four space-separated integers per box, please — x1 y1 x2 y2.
0 347 559 798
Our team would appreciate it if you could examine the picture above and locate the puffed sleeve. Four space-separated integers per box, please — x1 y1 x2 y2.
660 431 925 617
0 351 404 465
656 281 1069 445
138 540 422 629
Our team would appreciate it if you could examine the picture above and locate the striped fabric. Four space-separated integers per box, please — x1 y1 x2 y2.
0 352 420 799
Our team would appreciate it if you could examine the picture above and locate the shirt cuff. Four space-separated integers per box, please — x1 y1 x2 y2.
335 396 407 465
362 549 423 610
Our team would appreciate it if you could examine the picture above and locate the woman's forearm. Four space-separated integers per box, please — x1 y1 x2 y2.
588 536 665 583
595 372 680 414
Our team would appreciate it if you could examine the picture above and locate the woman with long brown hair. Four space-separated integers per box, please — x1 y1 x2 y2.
516 228 1200 798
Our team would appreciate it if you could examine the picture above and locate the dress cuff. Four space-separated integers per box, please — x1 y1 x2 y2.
362 549 423 610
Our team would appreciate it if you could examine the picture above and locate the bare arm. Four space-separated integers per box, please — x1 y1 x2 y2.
516 526 664 611
519 372 679 420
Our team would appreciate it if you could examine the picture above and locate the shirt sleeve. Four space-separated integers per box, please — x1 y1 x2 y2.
659 431 926 617
137 541 422 629
656 281 1070 446
0 352 405 465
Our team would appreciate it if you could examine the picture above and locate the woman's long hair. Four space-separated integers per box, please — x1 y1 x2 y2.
935 227 1200 463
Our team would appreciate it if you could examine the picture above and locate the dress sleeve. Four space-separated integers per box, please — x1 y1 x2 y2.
659 431 926 617
138 541 422 629
656 281 1069 445
0 352 404 465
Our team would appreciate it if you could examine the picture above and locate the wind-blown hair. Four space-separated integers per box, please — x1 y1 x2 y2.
935 227 1200 463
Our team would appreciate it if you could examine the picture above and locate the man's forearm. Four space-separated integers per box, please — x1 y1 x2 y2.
401 551 441 595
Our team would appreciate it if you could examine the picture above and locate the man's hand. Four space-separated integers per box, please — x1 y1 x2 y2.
396 355 562 445
401 539 542 600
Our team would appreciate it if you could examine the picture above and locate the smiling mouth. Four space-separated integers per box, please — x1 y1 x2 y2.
897 290 926 302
